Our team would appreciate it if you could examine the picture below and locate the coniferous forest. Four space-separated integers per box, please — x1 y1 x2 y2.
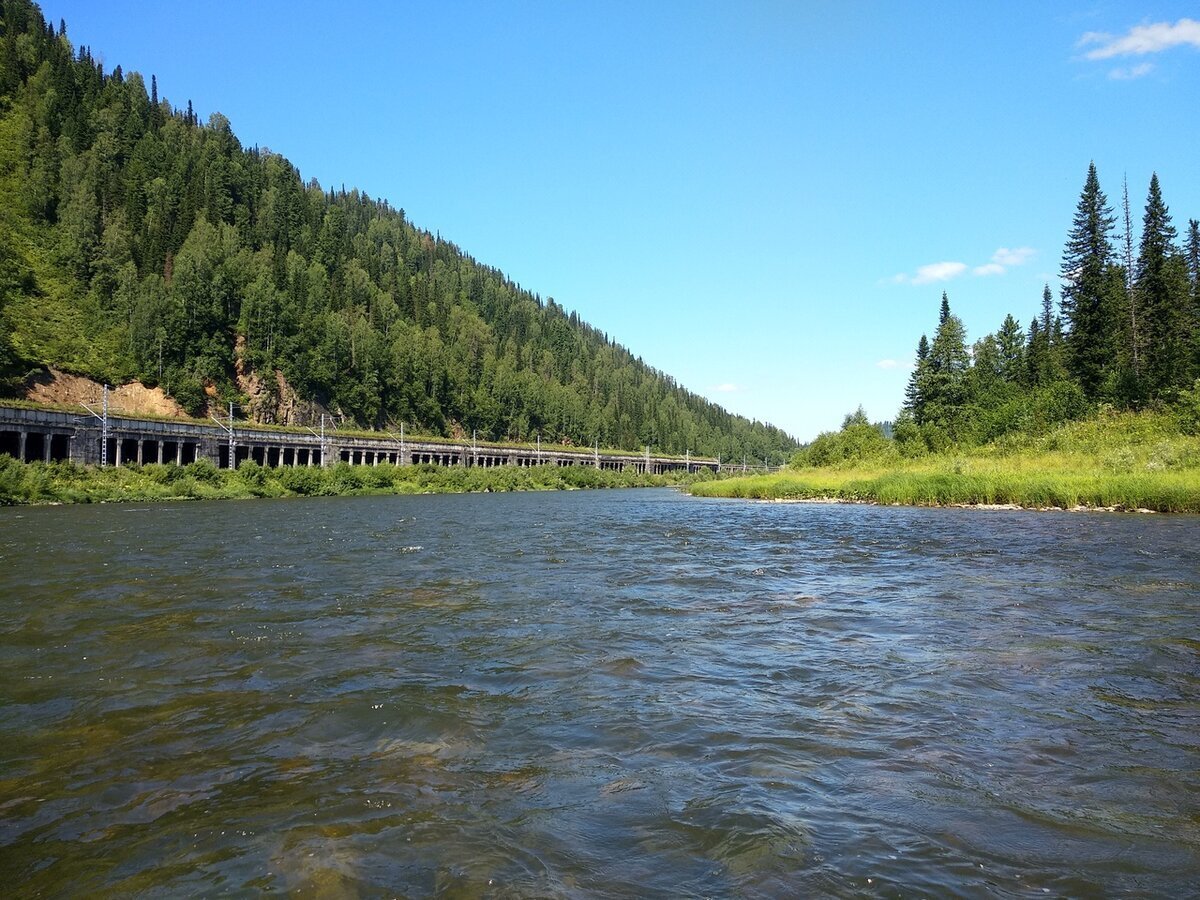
0 1 796 462
893 162 1200 453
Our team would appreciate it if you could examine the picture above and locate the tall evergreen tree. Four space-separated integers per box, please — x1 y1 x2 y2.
1187 219 1200 300
904 334 929 423
922 295 971 431
1121 174 1141 377
1060 163 1123 398
995 313 1026 383
1135 173 1191 395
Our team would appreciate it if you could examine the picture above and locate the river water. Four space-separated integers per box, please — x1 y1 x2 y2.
1 489 1197 896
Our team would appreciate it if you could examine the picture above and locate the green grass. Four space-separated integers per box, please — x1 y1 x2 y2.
0 457 700 506
692 410 1200 513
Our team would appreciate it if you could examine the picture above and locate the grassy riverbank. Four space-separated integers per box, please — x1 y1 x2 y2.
691 412 1200 513
0 457 700 505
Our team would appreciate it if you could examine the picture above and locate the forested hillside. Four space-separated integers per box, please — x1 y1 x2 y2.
0 0 795 461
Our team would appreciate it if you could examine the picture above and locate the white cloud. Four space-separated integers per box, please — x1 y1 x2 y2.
712 383 741 393
887 246 1034 285
1080 18 1200 59
1109 62 1155 79
991 246 1036 266
875 359 899 370
911 261 968 285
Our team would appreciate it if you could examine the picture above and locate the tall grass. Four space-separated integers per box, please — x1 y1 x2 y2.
692 411 1200 513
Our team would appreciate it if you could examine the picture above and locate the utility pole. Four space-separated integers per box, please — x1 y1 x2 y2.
685 449 690 473
211 402 236 468
400 422 405 466
304 413 333 467
80 384 110 465
536 432 541 465
473 429 477 467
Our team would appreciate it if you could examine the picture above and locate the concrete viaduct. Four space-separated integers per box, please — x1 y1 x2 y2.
0 404 719 474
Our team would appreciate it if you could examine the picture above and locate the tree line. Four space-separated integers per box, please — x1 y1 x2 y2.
899 162 1199 451
0 0 795 462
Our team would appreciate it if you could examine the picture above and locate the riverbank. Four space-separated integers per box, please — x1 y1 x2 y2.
690 413 1200 513
0 456 698 505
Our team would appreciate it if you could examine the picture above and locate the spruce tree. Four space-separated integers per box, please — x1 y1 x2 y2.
1188 219 1200 376
923 296 971 431
905 334 929 423
996 313 1026 383
1187 219 1200 300
1135 174 1191 395
1061 163 1121 398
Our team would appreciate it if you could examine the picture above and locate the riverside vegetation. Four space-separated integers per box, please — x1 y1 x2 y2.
697 161 1200 512
0 455 708 505
692 406 1200 512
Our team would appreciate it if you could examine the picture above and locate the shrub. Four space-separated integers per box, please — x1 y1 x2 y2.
187 458 222 484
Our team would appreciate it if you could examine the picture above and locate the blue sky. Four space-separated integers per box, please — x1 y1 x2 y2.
45 1 1200 441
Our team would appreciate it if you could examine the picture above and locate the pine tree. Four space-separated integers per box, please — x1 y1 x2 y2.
1187 219 1200 300
996 313 1026 383
1061 163 1122 398
923 295 971 431
904 334 929 423
1027 317 1043 384
1121 174 1141 377
1188 219 1200 377
1135 173 1191 395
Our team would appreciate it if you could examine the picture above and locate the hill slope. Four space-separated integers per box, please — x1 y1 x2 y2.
0 0 795 461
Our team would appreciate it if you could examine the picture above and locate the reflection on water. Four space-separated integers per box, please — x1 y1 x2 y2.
1 490 1198 895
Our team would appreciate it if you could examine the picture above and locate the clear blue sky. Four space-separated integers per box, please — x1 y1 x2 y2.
44 1 1200 441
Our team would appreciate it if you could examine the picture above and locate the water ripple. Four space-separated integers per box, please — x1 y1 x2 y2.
1 490 1198 895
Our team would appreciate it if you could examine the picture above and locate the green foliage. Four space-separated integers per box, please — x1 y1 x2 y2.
0 1 796 465
694 410 1200 513
795 408 898 468
0 452 696 505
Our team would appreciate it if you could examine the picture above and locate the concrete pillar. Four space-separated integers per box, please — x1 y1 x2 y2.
136 440 144 465
18 430 26 462
176 442 183 465
43 434 52 463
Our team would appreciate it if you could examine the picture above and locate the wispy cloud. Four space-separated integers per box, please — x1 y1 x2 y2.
991 246 1036 267
888 247 1035 285
712 383 741 394
911 261 968 285
972 263 1005 277
875 359 899 370
1109 62 1155 80
1080 18 1200 59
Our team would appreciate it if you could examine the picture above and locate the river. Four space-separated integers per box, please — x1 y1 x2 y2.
1 489 1197 896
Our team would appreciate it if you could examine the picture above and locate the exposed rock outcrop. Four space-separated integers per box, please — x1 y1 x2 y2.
24 368 188 418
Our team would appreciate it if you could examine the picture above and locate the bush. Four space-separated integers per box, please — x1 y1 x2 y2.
186 458 222 484
797 422 898 468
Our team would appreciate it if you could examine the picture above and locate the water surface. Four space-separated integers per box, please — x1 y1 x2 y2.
1 490 1198 896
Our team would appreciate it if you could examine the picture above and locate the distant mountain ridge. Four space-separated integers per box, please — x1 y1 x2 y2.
0 0 796 462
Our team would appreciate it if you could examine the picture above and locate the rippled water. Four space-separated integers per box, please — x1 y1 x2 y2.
1 489 1198 896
